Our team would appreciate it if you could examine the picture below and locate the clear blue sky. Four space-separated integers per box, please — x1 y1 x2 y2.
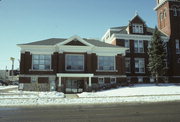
0 0 157 70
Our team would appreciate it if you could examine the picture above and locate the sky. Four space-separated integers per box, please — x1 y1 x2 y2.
0 0 157 70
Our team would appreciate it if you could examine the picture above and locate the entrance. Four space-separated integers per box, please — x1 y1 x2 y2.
66 79 84 93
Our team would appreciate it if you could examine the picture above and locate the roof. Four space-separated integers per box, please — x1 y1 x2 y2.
109 26 167 36
19 37 121 48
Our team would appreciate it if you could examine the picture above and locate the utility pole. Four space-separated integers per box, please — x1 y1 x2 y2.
10 57 15 81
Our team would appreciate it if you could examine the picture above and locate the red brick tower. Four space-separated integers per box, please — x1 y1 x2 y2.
155 0 180 82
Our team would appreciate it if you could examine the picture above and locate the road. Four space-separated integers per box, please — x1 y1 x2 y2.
0 102 180 122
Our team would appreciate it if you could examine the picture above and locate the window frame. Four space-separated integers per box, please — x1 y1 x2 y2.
98 77 104 85
97 56 116 71
125 40 130 53
176 39 180 54
135 58 145 73
32 54 51 71
110 77 116 84
132 24 144 34
125 58 131 73
134 40 144 53
65 54 85 71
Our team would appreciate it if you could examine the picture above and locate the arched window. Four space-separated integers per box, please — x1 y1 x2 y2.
163 9 167 18
160 13 163 21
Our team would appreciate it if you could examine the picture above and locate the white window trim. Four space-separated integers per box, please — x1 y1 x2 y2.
97 56 116 72
31 54 52 71
65 54 85 71
135 58 145 74
134 40 144 53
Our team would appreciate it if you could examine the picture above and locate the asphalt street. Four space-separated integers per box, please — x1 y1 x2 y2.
0 101 180 122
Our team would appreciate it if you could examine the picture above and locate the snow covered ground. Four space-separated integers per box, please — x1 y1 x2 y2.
0 84 180 106
78 84 180 98
0 85 18 90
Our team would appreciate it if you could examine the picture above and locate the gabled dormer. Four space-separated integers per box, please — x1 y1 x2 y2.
127 14 147 35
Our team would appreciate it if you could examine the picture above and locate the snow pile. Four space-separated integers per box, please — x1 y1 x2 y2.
78 84 180 98
0 85 18 90
0 91 64 98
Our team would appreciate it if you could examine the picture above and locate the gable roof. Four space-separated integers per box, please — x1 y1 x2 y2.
19 37 121 48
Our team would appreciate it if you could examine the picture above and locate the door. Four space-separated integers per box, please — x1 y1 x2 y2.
66 79 84 93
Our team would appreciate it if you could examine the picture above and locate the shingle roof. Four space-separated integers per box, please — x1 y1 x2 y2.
110 26 166 36
20 38 121 48
21 38 66 45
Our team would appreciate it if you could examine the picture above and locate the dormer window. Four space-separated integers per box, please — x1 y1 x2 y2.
132 24 143 34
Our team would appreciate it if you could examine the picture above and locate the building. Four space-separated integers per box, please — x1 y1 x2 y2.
155 0 180 82
0 70 19 82
18 35 127 93
102 14 169 83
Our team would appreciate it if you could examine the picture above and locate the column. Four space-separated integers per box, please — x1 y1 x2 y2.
58 77 61 87
88 77 92 87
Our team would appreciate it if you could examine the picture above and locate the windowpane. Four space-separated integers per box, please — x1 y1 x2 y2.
98 56 115 71
66 54 84 71
135 58 145 73
32 54 51 70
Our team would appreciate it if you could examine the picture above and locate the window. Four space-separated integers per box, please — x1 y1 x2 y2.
125 40 130 52
135 58 145 73
98 56 115 71
134 40 144 53
32 54 51 70
163 10 167 18
110 77 116 84
160 13 164 21
125 58 131 73
138 77 143 83
176 39 180 54
150 77 155 83
177 58 180 63
132 24 144 33
164 59 168 68
173 8 177 16
98 78 104 85
31 77 37 83
65 54 84 71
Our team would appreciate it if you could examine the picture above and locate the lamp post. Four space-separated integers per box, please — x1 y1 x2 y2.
10 57 15 81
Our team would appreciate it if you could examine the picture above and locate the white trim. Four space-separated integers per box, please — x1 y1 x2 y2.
57 73 94 78
57 35 94 47
105 33 169 44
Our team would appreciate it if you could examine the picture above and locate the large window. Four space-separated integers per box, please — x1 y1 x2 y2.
32 54 51 70
132 24 143 33
134 40 144 53
98 56 115 71
176 39 180 54
135 58 145 73
125 58 131 73
65 54 84 71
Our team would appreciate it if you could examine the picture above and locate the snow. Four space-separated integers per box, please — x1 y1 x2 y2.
78 84 180 98
0 85 18 90
0 84 180 106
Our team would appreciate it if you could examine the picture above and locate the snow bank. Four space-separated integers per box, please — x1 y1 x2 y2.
78 84 180 98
